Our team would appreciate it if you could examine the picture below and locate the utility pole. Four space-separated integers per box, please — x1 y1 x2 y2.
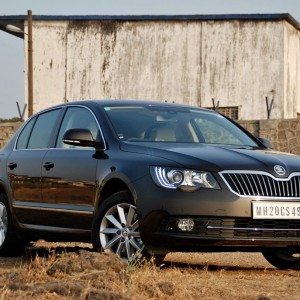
27 10 33 117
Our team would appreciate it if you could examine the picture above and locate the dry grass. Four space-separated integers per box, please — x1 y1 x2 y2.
0 242 299 299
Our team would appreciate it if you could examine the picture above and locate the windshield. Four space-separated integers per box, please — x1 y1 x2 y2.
104 105 258 147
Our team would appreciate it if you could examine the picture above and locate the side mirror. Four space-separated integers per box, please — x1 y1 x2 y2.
258 137 273 149
63 129 105 150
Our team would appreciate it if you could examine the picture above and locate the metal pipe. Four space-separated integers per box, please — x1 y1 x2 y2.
27 10 33 117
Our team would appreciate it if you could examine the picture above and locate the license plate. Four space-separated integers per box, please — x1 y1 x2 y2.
252 201 300 219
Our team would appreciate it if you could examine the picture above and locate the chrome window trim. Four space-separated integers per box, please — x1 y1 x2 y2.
219 170 300 200
13 204 93 215
13 104 107 151
12 148 96 151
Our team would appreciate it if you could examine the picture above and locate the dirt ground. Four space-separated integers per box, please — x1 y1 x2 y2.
0 242 299 300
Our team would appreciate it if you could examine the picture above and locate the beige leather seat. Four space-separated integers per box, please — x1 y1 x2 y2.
145 123 177 142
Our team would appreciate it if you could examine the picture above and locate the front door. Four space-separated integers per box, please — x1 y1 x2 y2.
41 106 101 230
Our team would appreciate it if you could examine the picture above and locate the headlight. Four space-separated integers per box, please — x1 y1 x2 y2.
150 166 220 191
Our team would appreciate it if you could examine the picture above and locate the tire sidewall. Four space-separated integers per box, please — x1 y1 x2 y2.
0 193 13 253
262 250 300 270
92 191 135 252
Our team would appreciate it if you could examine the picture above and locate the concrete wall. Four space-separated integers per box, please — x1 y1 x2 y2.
0 122 21 149
200 21 284 119
284 21 300 118
24 19 299 119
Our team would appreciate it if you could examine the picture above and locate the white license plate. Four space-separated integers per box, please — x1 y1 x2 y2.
252 201 300 219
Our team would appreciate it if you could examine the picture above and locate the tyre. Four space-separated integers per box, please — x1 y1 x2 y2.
0 193 28 256
92 191 165 264
262 249 300 270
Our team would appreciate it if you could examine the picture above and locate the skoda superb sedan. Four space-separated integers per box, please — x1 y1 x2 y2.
0 100 300 269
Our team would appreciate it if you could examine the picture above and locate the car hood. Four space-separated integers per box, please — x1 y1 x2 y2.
120 142 300 177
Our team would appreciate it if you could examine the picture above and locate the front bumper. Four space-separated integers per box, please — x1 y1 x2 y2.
134 175 300 253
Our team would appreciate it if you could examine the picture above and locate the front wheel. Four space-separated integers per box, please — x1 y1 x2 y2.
262 249 300 270
92 191 146 262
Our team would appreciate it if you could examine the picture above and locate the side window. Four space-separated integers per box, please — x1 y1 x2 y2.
56 107 100 148
27 109 61 149
16 117 36 149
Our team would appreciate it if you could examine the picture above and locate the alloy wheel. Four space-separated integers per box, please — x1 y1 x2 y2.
0 203 8 247
99 203 144 262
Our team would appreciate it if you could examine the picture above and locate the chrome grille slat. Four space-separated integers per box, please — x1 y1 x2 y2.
228 174 240 194
277 180 282 196
240 174 251 195
283 181 287 196
250 174 259 195
222 172 300 198
255 175 264 196
233 174 246 194
281 181 286 197
287 178 290 196
265 176 273 196
228 174 240 193
272 177 277 196
291 178 295 197
261 175 268 196
291 177 295 196
285 180 288 196
244 174 255 195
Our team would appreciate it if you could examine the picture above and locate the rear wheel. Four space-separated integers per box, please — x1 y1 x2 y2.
262 249 300 270
0 193 28 256
92 191 165 264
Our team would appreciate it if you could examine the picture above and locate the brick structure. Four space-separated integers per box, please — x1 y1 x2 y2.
0 122 22 149
239 119 300 155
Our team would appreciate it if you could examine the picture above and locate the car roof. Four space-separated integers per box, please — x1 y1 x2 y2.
37 99 217 115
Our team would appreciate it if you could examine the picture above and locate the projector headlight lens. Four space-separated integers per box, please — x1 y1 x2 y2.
150 166 220 191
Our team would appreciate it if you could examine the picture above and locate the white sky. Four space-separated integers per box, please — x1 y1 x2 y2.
0 0 299 118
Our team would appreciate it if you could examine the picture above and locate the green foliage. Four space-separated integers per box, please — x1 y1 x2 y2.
0 117 22 123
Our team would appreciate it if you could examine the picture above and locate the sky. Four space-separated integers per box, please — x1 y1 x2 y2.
0 0 299 118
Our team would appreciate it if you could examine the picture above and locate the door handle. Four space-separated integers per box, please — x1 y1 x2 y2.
8 162 17 170
43 162 54 171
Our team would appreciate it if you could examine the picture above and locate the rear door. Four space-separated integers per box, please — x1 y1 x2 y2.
40 106 101 230
7 108 62 225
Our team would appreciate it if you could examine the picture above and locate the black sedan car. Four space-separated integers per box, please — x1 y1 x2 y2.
0 100 300 269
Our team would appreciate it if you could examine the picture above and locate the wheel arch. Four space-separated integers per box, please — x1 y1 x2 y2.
0 181 10 203
95 173 138 210
0 180 19 229
0 182 6 195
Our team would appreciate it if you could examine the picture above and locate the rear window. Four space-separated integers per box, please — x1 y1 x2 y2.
16 117 36 150
27 109 61 149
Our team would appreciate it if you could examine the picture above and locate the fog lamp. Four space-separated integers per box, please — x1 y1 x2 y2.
177 219 195 232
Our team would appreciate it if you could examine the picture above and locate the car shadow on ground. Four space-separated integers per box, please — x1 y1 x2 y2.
161 261 273 271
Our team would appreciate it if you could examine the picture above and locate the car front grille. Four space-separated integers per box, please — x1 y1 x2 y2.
221 172 300 197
